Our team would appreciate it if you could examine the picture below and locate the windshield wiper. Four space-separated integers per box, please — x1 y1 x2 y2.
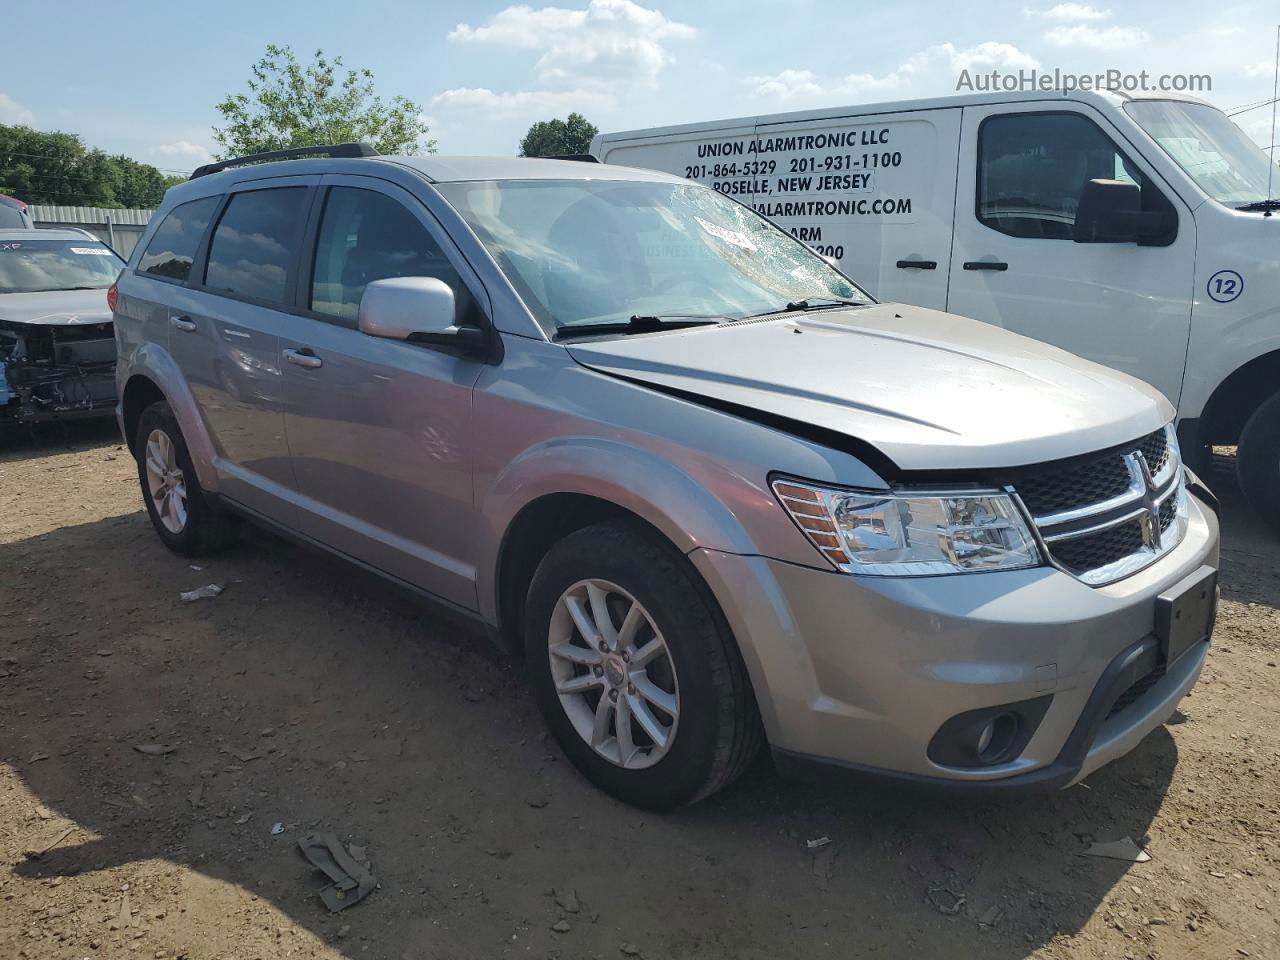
57 285 110 291
741 296 866 320
1235 199 1280 213
555 314 728 339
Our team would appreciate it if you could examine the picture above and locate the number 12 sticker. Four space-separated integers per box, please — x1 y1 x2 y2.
1207 269 1243 303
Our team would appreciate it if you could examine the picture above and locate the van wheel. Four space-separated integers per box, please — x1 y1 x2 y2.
1238 390 1280 534
134 400 238 556
524 521 761 809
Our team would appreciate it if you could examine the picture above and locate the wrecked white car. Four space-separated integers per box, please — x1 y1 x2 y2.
1 229 123 427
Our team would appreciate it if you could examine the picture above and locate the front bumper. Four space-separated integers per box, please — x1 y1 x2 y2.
690 488 1219 788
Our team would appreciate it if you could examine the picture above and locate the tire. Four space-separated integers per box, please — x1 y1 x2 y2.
524 520 762 809
1238 390 1280 534
134 400 239 556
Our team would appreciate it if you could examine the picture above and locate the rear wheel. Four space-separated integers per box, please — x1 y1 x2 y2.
1238 391 1280 535
134 400 239 555
524 520 761 809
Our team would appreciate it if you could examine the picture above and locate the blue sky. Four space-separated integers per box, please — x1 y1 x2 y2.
3 0 1278 173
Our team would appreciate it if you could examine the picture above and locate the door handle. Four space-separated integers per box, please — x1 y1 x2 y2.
963 261 1009 271
283 347 323 369
171 315 197 332
895 259 937 270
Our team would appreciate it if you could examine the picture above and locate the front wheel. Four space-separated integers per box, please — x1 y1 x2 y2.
134 400 239 556
524 521 761 809
1238 391 1280 535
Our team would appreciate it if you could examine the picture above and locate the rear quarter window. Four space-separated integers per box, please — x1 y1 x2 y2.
138 196 219 282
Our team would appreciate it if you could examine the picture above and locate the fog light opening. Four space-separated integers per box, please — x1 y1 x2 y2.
975 712 1019 764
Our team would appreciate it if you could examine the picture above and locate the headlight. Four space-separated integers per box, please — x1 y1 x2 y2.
772 478 1042 576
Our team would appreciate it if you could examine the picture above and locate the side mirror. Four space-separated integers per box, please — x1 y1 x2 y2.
1074 179 1176 245
358 277 488 357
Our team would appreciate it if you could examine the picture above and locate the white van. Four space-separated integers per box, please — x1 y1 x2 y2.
593 90 1280 529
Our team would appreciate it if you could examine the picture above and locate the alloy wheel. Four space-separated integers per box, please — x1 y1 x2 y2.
144 428 188 534
547 579 680 769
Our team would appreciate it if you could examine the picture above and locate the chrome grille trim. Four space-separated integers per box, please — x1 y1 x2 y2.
1011 425 1188 586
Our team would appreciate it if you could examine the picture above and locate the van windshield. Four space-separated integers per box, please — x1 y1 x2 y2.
1124 100 1278 207
436 179 870 330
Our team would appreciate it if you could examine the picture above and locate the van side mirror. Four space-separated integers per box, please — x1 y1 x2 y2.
1074 179 1176 245
358 277 488 357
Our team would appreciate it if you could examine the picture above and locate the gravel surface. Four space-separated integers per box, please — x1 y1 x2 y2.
1 423 1277 960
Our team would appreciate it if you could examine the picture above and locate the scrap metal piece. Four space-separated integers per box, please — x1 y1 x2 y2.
297 833 376 912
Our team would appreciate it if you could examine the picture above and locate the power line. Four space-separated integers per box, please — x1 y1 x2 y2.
1228 95 1280 117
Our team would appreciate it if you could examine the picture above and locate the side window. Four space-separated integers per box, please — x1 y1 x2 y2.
310 187 464 322
204 187 308 304
977 113 1163 241
138 196 219 281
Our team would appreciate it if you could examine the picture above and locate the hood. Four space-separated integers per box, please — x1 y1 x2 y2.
0 288 113 326
566 303 1175 472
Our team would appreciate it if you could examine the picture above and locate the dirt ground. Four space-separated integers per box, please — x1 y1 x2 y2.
1 422 1277 960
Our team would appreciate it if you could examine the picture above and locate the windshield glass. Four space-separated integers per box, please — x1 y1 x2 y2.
1124 100 1278 207
436 179 870 330
0 238 124 293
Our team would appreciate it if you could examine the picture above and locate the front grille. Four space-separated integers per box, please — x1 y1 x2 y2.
1015 450 1133 516
1010 426 1186 586
1051 519 1145 574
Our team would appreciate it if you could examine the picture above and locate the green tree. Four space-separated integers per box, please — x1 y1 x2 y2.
0 124 172 207
519 113 598 158
213 45 435 159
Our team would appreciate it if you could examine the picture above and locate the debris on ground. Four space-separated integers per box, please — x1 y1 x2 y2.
551 919 572 933
180 583 224 602
927 883 966 915
24 826 76 860
133 743 177 756
806 836 832 849
554 888 580 913
271 822 285 835
976 904 1003 928
297 833 378 912
620 943 642 957
1082 838 1152 862
526 796 548 808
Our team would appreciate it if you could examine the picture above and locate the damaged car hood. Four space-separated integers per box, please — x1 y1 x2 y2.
566 303 1175 472
0 288 113 326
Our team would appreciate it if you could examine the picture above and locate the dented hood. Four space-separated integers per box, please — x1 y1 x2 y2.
566 303 1175 472
0 288 113 326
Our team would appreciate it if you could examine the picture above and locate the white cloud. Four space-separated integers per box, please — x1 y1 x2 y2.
155 140 214 165
1242 61 1279 78
748 42 1039 102
448 0 694 87
745 69 825 101
431 87 614 114
0 92 34 125
1025 3 1111 21
1043 23 1148 48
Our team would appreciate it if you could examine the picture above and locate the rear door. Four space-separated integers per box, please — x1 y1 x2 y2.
275 175 488 608
750 108 961 309
168 178 317 520
946 103 1196 404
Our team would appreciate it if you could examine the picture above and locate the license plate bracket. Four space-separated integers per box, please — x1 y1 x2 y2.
1155 565 1217 667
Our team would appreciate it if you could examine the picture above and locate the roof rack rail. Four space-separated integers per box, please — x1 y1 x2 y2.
550 154 600 163
190 142 380 179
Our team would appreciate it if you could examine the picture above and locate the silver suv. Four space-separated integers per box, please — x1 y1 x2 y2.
112 144 1220 809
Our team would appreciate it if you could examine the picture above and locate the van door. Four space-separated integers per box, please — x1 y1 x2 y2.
275 176 487 609
168 179 316 521
751 108 961 309
946 103 1195 405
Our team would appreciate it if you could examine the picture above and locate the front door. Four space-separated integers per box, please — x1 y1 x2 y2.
277 176 487 608
946 103 1196 406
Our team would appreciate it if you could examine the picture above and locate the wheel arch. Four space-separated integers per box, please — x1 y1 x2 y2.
118 344 220 492
1199 348 1280 447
